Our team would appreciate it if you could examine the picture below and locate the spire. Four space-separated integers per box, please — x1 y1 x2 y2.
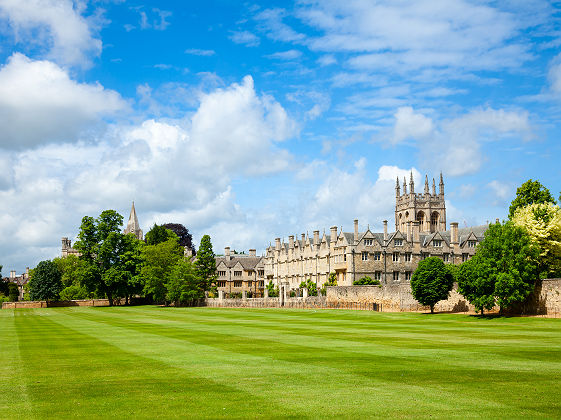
124 202 143 240
395 176 400 196
432 178 436 195
424 175 429 194
403 176 407 194
439 172 444 196
409 171 415 193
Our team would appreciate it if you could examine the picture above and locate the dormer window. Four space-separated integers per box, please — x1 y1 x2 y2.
364 239 373 246
394 239 403 246
468 240 476 248
433 240 442 247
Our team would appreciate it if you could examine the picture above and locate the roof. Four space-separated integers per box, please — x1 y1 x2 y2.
215 255 263 270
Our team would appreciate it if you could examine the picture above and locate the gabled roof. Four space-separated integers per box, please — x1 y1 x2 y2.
214 255 263 270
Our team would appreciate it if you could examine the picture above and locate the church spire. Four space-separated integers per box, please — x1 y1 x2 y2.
424 175 429 194
432 178 436 195
124 202 143 240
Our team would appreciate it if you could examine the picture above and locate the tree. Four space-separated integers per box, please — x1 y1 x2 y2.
266 280 279 297
28 260 63 301
410 257 454 314
299 279 318 296
145 224 177 246
457 222 539 314
59 285 89 300
8 283 19 302
320 272 337 295
512 202 561 276
141 238 184 303
508 179 555 219
353 276 381 286
194 235 217 291
166 259 205 305
53 255 83 288
163 223 196 253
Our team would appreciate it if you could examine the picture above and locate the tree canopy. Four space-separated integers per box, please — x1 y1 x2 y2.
508 179 555 219
141 237 184 303
145 224 178 246
163 223 195 253
410 257 454 313
457 222 539 314
166 259 205 305
28 260 63 301
194 235 217 291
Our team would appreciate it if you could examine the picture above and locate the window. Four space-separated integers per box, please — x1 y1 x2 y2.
394 239 403 246
248 281 253 287
405 271 412 281
217 281 226 287
468 240 477 248
443 254 449 263
433 239 442 247
374 252 381 261
258 270 264 277
234 271 242 277
392 252 399 262
462 253 469 262
364 239 373 246
344 253 347 262
246 270 253 276
218 271 226 277
361 252 368 261
393 271 399 281
233 281 242 287
404 253 411 262
374 271 382 281
259 281 264 287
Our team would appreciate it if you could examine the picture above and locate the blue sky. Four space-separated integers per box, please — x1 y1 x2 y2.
0 0 560 273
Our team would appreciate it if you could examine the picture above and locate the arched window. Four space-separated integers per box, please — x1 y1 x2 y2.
430 212 439 233
416 211 426 231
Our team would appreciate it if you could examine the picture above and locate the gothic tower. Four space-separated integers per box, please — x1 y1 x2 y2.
394 172 446 233
124 202 143 240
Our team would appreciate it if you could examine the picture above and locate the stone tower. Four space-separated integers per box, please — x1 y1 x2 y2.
124 202 143 240
395 172 446 233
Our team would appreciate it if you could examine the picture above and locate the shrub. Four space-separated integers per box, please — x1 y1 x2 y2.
8 283 19 301
353 276 380 286
266 280 279 297
289 290 296 297
299 279 318 296
59 285 89 301
320 272 337 295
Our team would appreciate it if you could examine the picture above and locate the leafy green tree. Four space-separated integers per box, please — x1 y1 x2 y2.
512 202 561 276
320 272 337 295
141 238 184 303
266 280 279 297
8 283 19 301
145 224 177 246
29 260 63 301
166 259 204 305
299 279 318 296
411 257 454 314
457 222 539 314
53 255 83 288
353 276 381 286
508 179 555 219
59 285 89 300
194 235 217 291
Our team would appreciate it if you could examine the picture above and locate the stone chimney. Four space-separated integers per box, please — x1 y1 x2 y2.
275 238 281 251
383 220 388 241
412 221 420 243
249 249 256 257
289 235 294 249
225 246 231 261
450 222 459 245
330 226 337 242
406 221 412 243
313 230 320 246
10 270 15 279
301 234 306 247
354 219 359 243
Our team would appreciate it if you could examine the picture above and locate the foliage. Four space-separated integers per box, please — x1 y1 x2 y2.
229 292 243 299
166 259 205 305
353 276 381 286
299 278 318 296
59 285 90 300
511 202 561 276
141 238 184 303
508 179 555 219
28 260 63 301
457 222 539 314
53 255 83 287
266 280 279 297
320 272 337 295
194 235 217 290
8 283 19 301
411 257 453 313
145 224 178 246
162 223 196 253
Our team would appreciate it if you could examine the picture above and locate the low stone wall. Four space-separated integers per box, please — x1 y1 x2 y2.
204 296 327 309
2 299 119 309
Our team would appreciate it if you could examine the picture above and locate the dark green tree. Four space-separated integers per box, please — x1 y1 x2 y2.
8 283 19 301
266 280 279 297
141 238 184 303
59 284 89 300
457 221 539 314
508 179 555 219
166 259 204 305
411 257 454 314
162 223 196 253
145 224 177 246
194 235 217 291
28 260 63 301
353 276 381 286
299 279 318 296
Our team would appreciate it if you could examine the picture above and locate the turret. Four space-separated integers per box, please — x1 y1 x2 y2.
409 171 415 194
432 178 436 195
403 177 407 195
439 172 444 196
424 175 429 194
395 177 400 197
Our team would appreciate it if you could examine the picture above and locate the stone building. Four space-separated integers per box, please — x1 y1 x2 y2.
3 268 30 300
215 248 266 296
124 202 143 240
264 173 488 290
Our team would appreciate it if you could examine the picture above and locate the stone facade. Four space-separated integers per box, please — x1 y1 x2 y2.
215 247 266 297
264 174 487 290
2 268 30 301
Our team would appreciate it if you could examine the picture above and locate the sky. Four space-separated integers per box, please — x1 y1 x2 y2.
0 0 560 273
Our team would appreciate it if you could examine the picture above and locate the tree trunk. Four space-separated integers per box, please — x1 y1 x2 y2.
107 292 113 306
430 305 434 314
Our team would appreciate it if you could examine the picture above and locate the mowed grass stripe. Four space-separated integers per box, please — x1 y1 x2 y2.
10 309 300 419
55 307 559 417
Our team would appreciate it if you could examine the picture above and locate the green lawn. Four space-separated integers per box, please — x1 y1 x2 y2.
1 307 561 419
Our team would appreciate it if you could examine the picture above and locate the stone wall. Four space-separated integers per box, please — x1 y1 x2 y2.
2 299 119 309
204 296 327 309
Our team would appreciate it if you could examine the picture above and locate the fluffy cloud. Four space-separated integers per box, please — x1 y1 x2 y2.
0 53 127 149
391 106 433 144
229 30 260 47
0 0 101 68
548 53 561 97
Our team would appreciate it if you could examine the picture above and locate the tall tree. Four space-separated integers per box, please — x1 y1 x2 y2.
141 238 184 303
411 257 454 314
457 222 539 314
512 202 561 276
163 223 196 253
194 235 217 291
28 260 63 301
145 224 177 246
166 259 204 305
508 179 555 219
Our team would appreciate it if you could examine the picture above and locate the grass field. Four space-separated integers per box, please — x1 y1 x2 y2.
1 307 561 419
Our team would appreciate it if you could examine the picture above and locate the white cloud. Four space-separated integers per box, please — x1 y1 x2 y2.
0 53 127 149
185 48 216 56
0 0 101 68
229 30 260 47
487 180 512 206
256 8 306 42
266 49 303 60
548 52 561 97
317 54 336 66
391 106 434 145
